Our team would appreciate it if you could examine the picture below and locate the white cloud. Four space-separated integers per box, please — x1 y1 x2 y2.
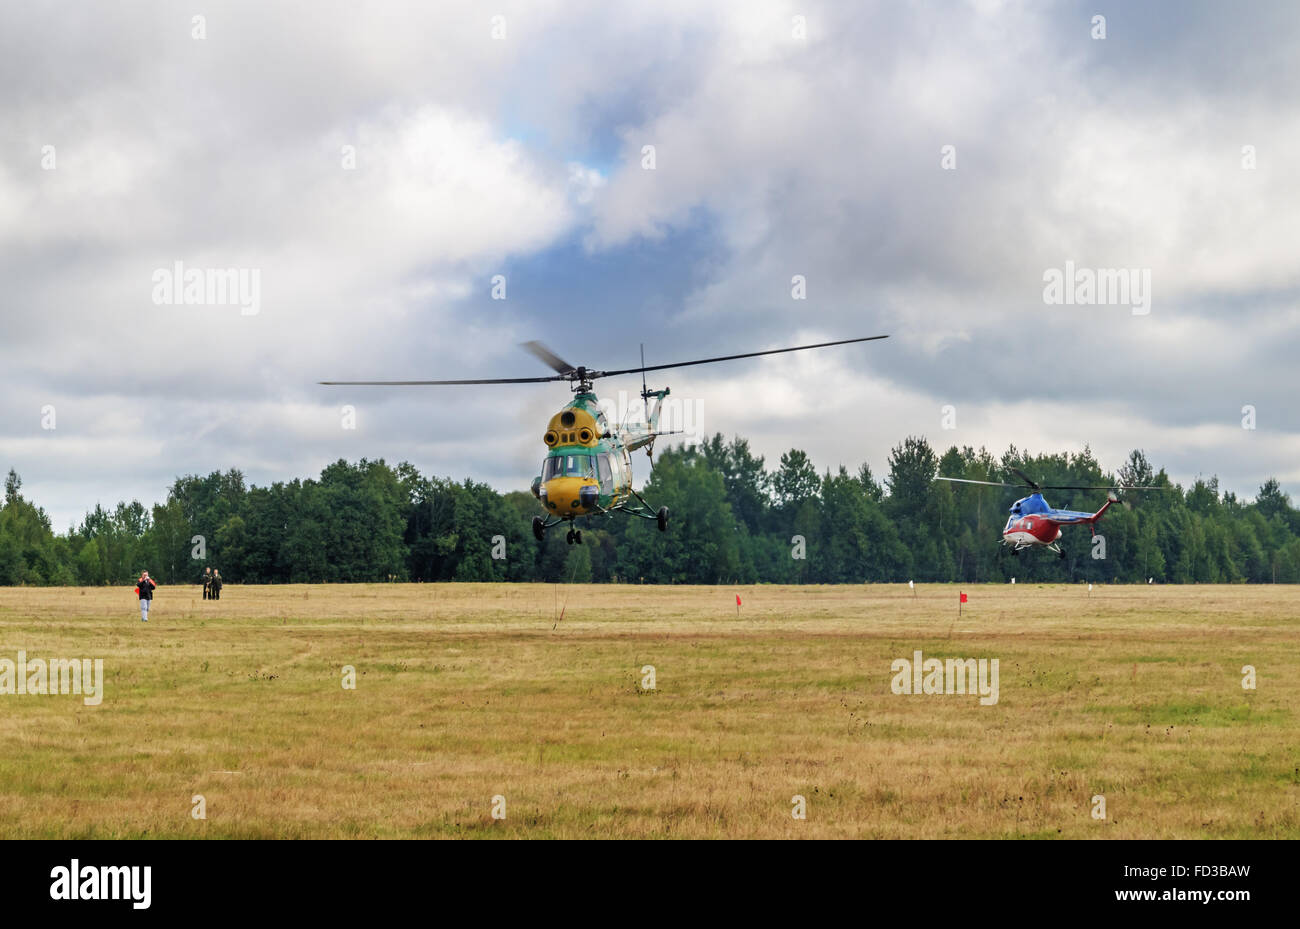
1 0 1298 528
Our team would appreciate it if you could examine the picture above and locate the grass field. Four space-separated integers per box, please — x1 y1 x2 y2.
0 582 1297 839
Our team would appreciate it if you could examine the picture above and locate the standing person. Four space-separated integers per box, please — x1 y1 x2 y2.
211 569 223 601
202 566 212 600
136 570 157 622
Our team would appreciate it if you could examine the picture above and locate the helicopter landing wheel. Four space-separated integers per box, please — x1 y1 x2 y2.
565 529 575 545
575 530 583 544
1058 549 1067 560
532 517 545 542
656 506 669 532
1009 547 1018 558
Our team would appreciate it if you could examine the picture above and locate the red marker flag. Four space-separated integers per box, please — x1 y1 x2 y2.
959 592 968 603
736 594 742 606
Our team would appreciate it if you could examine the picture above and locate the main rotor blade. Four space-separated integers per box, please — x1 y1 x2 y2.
319 375 562 386
521 340 576 376
938 476 1176 493
595 335 888 378
1033 485 1122 491
321 335 888 387
1009 467 1040 490
1034 484 1126 491
1024 483 1175 491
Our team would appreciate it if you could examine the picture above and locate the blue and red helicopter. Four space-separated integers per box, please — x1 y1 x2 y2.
937 467 1166 559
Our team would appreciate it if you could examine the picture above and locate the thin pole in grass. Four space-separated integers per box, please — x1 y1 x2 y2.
949 590 967 639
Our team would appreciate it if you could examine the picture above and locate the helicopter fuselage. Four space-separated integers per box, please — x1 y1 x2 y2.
1000 492 1112 553
531 391 644 520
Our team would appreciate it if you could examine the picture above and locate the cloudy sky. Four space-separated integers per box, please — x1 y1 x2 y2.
2 0 1298 530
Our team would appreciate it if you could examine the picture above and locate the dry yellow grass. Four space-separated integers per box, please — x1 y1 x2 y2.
0 582 1297 838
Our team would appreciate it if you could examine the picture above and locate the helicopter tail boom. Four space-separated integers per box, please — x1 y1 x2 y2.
1086 495 1115 531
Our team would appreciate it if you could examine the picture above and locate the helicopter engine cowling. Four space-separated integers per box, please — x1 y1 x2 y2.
544 406 603 448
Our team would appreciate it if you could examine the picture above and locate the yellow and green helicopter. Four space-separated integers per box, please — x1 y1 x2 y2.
322 335 887 544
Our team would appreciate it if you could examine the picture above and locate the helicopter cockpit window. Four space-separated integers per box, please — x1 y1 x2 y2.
542 454 595 480
597 454 613 491
569 455 595 478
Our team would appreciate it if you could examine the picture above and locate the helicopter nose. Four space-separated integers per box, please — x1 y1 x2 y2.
543 477 600 514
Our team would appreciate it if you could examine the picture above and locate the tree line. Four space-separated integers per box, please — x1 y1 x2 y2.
2 433 1299 586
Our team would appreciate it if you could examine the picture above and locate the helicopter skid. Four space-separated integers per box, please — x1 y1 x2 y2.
1001 537 1060 554
622 505 660 521
532 500 662 542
